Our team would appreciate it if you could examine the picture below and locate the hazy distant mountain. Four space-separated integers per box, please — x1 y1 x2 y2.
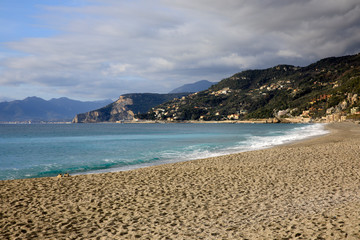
0 97 14 102
0 97 112 122
169 80 217 93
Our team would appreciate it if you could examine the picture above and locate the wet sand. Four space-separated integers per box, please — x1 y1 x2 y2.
1 123 360 239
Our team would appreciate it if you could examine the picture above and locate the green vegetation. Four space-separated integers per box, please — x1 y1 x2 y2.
138 53 360 121
122 93 189 114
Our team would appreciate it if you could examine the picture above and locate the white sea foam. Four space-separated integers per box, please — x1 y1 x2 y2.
156 123 330 164
74 123 330 176
230 123 329 152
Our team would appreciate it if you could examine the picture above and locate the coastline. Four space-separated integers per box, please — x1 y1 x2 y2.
0 122 327 180
1 122 360 239
75 123 329 177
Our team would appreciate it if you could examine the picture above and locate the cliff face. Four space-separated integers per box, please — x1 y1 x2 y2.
72 93 190 123
72 96 134 123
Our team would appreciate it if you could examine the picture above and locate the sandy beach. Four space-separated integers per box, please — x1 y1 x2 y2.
1 123 360 239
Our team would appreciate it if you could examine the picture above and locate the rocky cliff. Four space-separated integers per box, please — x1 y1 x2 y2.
72 93 190 123
72 96 134 123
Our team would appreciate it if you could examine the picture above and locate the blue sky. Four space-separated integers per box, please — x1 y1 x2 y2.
1 1 88 41
1 0 360 101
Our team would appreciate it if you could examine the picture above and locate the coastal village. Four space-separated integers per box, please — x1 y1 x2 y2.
145 65 360 123
140 55 360 124
147 90 360 124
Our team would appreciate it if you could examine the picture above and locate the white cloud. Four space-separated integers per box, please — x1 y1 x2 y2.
148 57 175 72
277 50 302 58
0 0 359 100
102 63 133 76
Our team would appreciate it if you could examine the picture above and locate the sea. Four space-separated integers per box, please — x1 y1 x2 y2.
0 123 328 180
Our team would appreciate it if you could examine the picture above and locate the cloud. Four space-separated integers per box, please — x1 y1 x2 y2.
0 0 360 100
102 63 133 76
148 58 175 72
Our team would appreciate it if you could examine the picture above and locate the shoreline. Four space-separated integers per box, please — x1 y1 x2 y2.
74 122 329 177
1 122 360 239
0 122 327 181
3 117 359 124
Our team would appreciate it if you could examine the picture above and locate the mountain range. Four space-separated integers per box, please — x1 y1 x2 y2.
139 53 360 122
3 53 360 123
1 81 211 122
71 80 215 123
0 97 112 122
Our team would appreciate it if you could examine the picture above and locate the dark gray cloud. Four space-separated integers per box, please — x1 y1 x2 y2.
1 0 359 100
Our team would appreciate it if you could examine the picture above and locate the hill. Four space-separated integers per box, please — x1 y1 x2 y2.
72 93 189 123
169 80 217 93
138 53 360 122
0 97 112 122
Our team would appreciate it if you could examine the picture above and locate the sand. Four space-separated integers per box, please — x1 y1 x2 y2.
1 123 360 239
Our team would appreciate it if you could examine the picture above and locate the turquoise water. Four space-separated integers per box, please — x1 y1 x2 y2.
0 123 328 180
